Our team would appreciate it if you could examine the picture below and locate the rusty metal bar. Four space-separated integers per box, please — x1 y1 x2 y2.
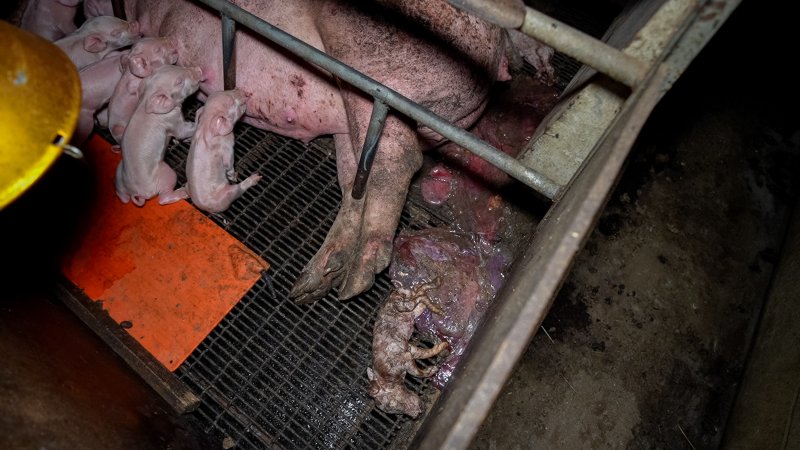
221 14 236 90
193 0 561 200
448 0 649 87
352 99 390 200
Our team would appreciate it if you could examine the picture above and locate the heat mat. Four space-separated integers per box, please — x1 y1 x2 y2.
61 135 269 371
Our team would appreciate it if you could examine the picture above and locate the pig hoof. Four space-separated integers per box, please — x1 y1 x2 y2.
290 249 349 304
111 145 122 154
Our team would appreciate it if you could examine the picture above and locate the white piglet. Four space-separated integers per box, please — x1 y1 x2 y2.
115 64 203 207
182 89 261 213
55 16 140 69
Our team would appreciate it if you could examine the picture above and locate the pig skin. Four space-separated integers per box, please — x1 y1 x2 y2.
183 89 262 213
115 64 202 207
123 0 509 303
107 37 180 145
55 16 141 69
20 0 81 41
73 50 129 145
368 280 448 418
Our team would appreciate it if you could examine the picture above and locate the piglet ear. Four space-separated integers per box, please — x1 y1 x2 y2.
211 114 234 136
83 34 107 53
146 92 175 114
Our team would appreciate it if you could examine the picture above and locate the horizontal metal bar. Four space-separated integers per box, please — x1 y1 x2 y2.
448 0 648 87
194 0 561 200
520 7 648 88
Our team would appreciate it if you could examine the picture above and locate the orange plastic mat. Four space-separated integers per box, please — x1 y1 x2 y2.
62 135 269 371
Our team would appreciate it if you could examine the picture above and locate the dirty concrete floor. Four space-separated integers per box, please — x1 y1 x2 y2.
472 2 800 449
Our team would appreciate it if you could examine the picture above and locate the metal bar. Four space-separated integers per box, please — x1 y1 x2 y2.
221 13 237 90
112 0 126 20
448 0 648 87
193 0 561 200
520 7 648 87
352 99 390 200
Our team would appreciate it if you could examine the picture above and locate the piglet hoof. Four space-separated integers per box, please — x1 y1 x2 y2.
226 169 238 183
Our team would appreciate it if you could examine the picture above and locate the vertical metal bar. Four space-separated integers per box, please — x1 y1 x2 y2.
112 0 126 20
221 14 237 91
352 100 390 200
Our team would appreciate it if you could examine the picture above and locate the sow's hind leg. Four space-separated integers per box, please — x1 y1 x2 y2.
290 89 422 303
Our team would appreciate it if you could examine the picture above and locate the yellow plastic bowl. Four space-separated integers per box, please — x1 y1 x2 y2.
0 20 81 209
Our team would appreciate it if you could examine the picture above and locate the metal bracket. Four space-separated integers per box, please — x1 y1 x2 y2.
221 14 237 90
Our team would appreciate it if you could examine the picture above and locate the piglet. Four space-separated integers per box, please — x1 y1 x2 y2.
72 50 129 145
367 280 448 418
115 65 203 207
55 16 141 69
20 0 81 41
107 37 180 145
182 90 261 213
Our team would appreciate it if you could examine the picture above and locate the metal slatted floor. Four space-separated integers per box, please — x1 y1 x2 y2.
158 103 443 449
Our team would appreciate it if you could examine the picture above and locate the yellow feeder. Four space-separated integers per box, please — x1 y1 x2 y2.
0 20 81 209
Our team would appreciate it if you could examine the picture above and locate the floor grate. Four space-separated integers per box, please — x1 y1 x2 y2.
153 100 444 449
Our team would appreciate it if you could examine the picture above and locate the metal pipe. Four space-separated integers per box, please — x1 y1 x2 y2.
221 14 237 90
520 8 648 87
352 100 390 200
193 0 561 200
112 0 126 20
447 0 648 88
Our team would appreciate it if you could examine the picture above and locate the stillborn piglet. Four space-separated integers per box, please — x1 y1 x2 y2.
115 65 203 207
55 16 140 69
72 50 128 145
20 0 81 41
107 37 179 145
182 89 261 213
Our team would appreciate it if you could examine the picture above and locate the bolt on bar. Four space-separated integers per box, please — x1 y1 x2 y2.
448 0 648 88
221 14 237 90
193 0 561 200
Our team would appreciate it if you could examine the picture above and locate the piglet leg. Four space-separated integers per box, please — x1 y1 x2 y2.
156 162 189 205
174 121 196 141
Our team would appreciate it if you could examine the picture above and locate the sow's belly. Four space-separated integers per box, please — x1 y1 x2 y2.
131 0 348 143
129 0 505 144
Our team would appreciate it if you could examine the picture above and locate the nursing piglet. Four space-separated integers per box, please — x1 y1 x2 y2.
20 0 81 41
55 16 140 69
183 90 261 213
115 65 202 207
72 50 128 145
107 37 179 145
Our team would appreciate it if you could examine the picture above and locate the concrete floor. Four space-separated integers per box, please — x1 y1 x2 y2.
473 2 800 448
1 1 798 449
